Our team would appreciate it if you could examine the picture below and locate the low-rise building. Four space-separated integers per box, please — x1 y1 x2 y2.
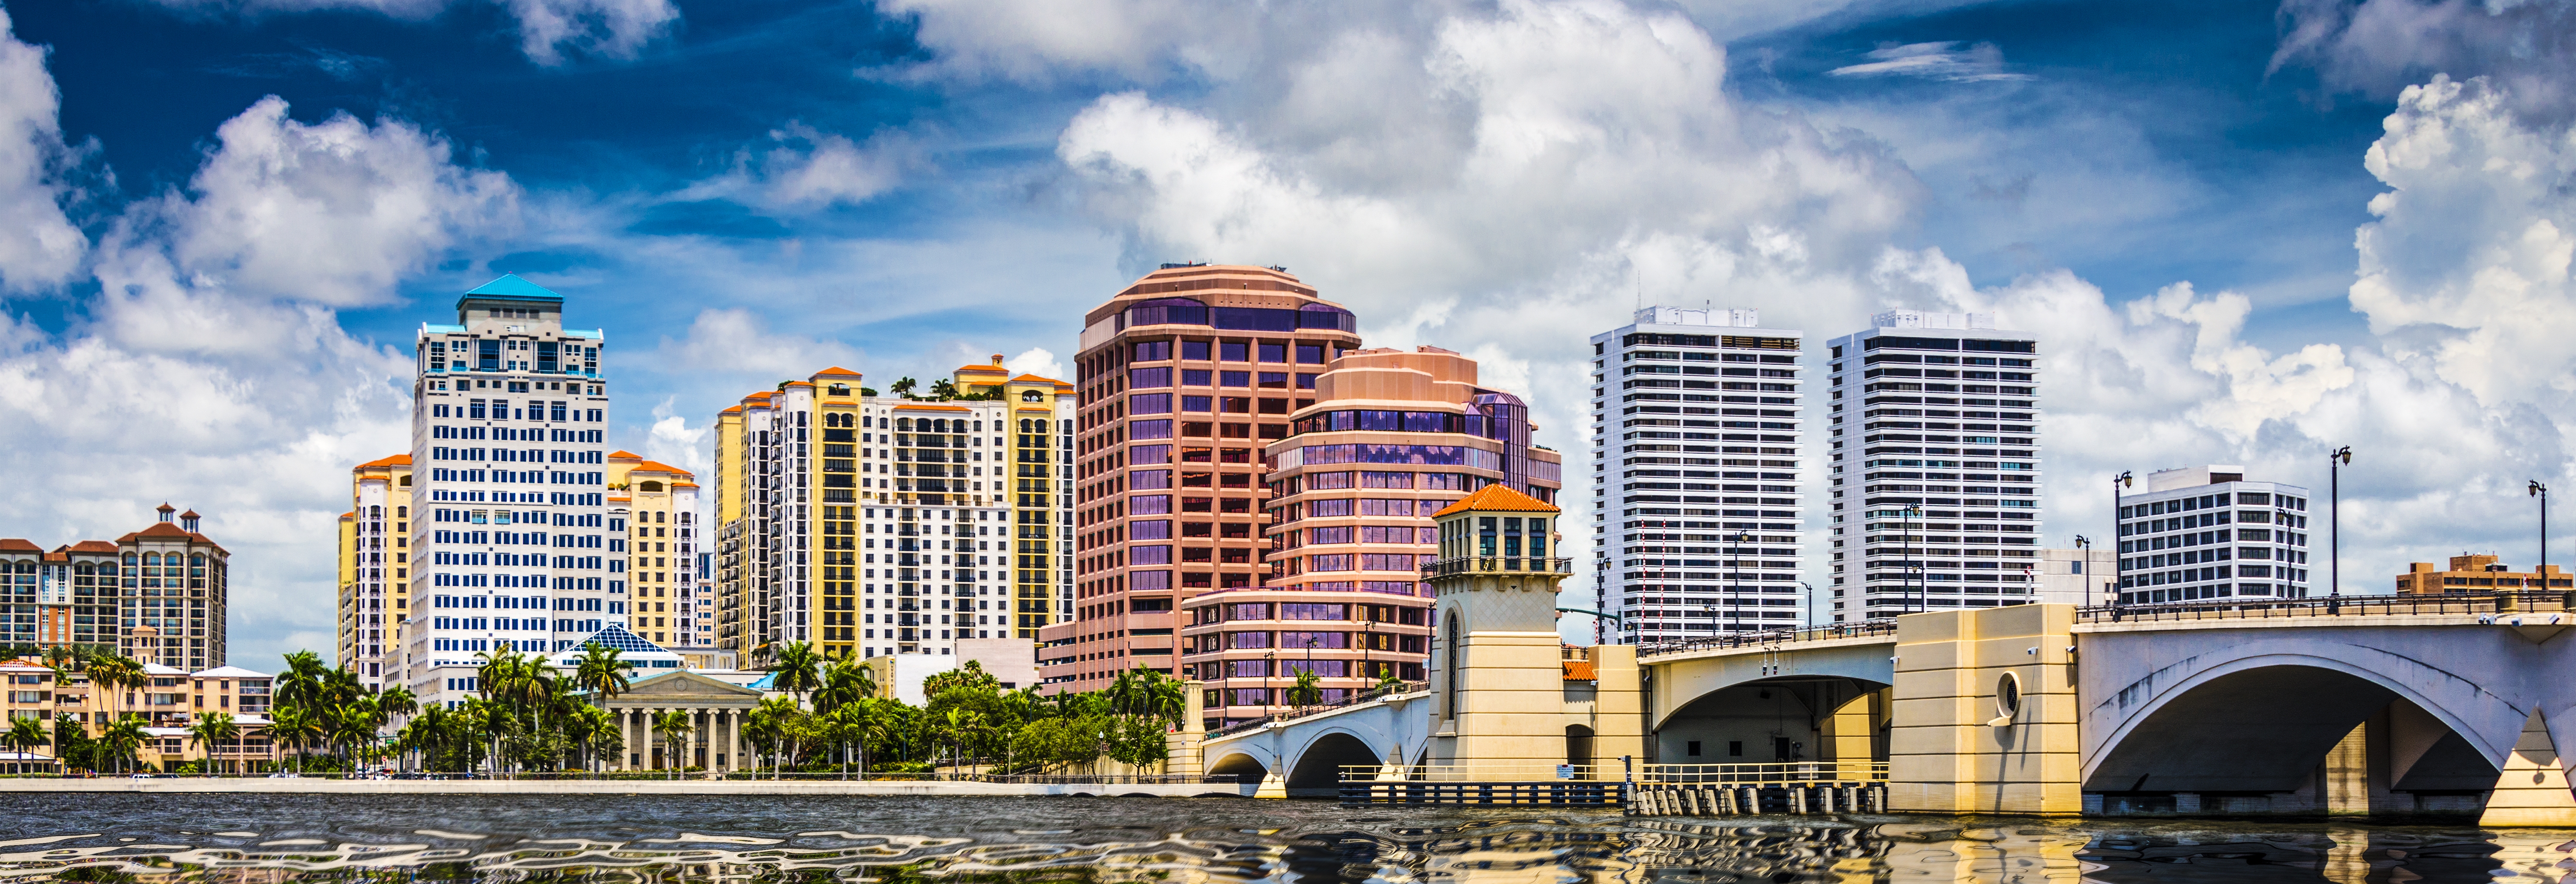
2034 546 2117 607
864 638 1037 704
2114 465 2314 605
2395 554 2573 594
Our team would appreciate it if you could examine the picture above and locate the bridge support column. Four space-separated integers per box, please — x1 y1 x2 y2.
1166 680 1205 779
2479 710 2576 827
1888 603 2080 816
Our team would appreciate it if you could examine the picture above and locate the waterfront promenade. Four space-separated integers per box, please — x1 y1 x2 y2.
0 778 1258 797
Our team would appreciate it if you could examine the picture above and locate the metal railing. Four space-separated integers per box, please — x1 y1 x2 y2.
1637 619 1897 657
1636 761 1886 786
31 770 1245 784
2077 590 2576 624
1418 557 1575 578
1341 763 1616 782
1207 680 1428 739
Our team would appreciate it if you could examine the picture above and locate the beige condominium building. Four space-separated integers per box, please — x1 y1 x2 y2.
338 454 413 690
2396 554 2573 594
714 362 1072 664
0 505 228 671
1179 345 1561 727
607 452 702 650
1044 263 1364 691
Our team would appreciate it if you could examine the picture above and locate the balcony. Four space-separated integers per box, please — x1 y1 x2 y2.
1418 556 1575 578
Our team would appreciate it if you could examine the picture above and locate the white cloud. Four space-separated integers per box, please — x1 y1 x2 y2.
673 123 922 213
1827 41 2035 83
651 307 863 381
2269 0 2576 121
0 7 85 291
646 397 711 475
166 97 518 308
878 0 1252 84
1007 346 1064 381
139 0 676 66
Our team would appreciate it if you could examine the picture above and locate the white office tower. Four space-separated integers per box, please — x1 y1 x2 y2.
407 275 619 708
1588 306 1806 643
2114 466 2312 605
1825 311 2042 621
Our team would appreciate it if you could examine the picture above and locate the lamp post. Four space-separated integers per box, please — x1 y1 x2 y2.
2532 481 2549 596
1264 649 1276 715
2329 446 2351 611
2073 535 2091 607
1799 580 1814 629
1904 504 1924 615
1731 531 1753 633
2111 472 2132 618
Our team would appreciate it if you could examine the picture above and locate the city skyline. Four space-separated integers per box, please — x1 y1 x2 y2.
0 0 2571 670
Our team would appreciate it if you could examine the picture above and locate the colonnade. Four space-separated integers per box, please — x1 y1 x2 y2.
614 705 746 772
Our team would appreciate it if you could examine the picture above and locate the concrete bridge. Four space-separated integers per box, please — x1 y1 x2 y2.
1207 590 2576 822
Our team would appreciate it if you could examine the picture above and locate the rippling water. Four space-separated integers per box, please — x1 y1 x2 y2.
0 795 2565 884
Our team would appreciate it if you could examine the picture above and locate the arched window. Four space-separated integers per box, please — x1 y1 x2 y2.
143 553 159 566
1034 419 1050 433
12 561 30 575
74 563 92 576
934 419 949 433
1021 390 1043 402
829 384 849 396
641 481 664 492
897 418 911 431
1018 419 1031 433
1443 610 1461 719
191 554 205 566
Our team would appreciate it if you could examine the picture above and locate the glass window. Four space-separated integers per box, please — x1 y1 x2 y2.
1221 342 1249 362
1182 341 1211 360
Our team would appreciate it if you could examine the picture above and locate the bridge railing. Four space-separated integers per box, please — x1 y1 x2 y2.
1206 680 1429 739
1419 556 1576 578
1636 619 1898 657
2077 590 2576 624
1339 763 1617 782
1638 761 1887 786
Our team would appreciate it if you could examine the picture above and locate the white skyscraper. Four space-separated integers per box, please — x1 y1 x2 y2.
1825 310 2042 621
1588 306 1807 643
405 275 621 707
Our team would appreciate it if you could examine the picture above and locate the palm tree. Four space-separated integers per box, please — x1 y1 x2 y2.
187 711 238 776
7 716 49 772
99 715 145 775
87 655 141 727
573 642 631 703
268 705 324 773
650 710 693 778
563 702 617 773
1286 669 1323 708
747 696 797 777
768 642 823 773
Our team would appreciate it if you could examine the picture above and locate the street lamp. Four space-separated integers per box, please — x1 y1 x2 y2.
1731 531 1753 632
2073 535 2091 607
1799 580 1814 629
1903 504 1924 615
2329 446 2351 611
2110 472 2133 618
2532 481 2549 596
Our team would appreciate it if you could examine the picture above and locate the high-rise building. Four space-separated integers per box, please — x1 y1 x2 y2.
608 451 700 649
1588 306 1806 642
2113 465 2311 604
0 505 228 668
712 362 1072 664
404 274 617 708
1179 345 1559 726
1042 263 1362 690
1826 310 2042 620
338 454 412 689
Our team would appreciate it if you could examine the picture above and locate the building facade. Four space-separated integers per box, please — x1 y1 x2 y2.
404 274 620 709
1043 263 1363 691
1826 310 2043 621
607 452 700 649
1588 306 1805 642
712 363 1073 664
1176 346 1558 724
0 506 228 669
2397 554 2573 594
338 454 413 689
2035 546 2117 607
2113 465 2312 604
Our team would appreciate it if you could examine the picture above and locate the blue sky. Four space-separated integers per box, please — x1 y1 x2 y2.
1 0 2570 668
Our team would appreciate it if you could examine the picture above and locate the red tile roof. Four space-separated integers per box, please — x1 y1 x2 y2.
0 539 38 554
1433 484 1561 518
1562 658 1597 681
813 367 863 378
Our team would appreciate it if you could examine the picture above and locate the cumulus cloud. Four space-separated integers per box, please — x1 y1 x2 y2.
168 96 519 307
1007 346 1065 382
140 0 676 66
677 123 922 212
652 307 863 380
878 0 1251 84
1828 41 2035 82
2269 0 2576 121
0 8 85 291
0 44 514 669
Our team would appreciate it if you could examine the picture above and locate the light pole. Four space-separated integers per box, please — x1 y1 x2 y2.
2111 472 2133 617
1731 531 1753 632
1904 504 1924 615
2329 446 2351 610
2073 535 2091 607
1799 580 1814 629
2532 481 2549 596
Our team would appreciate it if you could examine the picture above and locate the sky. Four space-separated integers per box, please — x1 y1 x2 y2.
2 0 2573 670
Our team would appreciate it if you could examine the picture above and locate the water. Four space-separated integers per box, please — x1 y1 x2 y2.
0 795 2566 884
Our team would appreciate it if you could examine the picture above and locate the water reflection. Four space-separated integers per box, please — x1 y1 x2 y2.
0 796 2563 884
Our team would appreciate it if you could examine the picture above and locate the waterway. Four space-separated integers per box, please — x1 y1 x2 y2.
0 795 2565 884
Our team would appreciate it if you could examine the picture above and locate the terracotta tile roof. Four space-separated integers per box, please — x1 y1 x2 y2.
812 367 863 378
671 481 700 488
1433 484 1561 518
1010 373 1070 386
1562 658 1597 681
632 460 693 477
68 541 115 554
720 406 743 415
179 509 199 519
609 451 641 460
133 523 194 539
41 551 65 563
0 539 38 554
355 453 412 469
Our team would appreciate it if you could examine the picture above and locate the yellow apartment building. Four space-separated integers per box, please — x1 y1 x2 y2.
607 452 707 652
338 454 413 690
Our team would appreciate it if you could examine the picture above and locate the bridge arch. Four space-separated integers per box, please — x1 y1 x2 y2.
1653 673 1889 765
2084 654 2516 806
1285 728 1384 790
1207 749 1271 784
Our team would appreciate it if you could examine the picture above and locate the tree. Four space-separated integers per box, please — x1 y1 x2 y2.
890 377 917 398
1285 669 1323 708
573 642 631 705
188 711 239 776
747 696 800 777
650 710 694 778
99 715 146 775
928 378 960 400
